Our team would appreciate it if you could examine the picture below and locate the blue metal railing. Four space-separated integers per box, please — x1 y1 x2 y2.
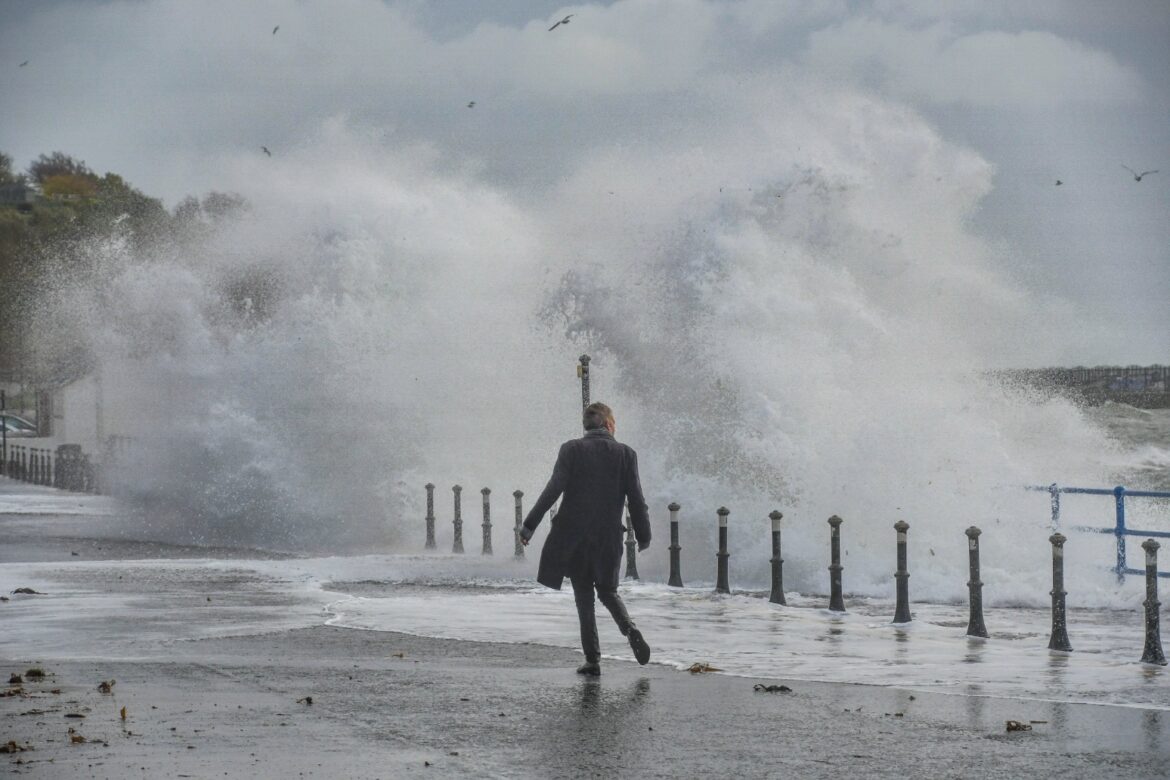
1027 484 1170 581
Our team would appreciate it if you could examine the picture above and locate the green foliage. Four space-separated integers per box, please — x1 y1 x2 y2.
0 153 19 184
0 148 249 376
26 151 92 183
41 173 98 198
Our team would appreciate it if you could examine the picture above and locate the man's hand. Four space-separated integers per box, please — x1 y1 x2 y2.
638 540 650 553
519 526 533 546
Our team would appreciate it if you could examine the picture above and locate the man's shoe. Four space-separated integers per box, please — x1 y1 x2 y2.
628 628 650 665
576 661 601 676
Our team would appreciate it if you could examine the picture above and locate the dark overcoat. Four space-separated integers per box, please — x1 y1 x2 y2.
522 428 650 590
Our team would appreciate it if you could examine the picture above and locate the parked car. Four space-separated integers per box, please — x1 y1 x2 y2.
0 413 38 437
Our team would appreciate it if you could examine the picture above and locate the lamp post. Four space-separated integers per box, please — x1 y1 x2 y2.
577 355 591 410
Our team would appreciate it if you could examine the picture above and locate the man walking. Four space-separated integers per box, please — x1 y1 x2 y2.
520 402 652 675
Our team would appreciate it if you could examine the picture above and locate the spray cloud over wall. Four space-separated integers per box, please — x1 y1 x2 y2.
35 86 1140 605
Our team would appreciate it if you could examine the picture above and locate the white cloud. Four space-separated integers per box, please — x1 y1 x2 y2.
803 17 1145 107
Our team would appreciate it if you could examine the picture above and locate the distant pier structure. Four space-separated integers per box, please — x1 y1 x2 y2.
997 365 1169 408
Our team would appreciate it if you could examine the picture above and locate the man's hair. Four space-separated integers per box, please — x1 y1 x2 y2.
582 402 614 431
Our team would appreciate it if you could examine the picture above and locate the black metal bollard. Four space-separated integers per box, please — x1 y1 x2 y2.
452 484 464 554
1141 539 1166 665
667 502 683 587
578 354 591 410
715 507 730 594
513 490 525 559
624 510 640 580
828 515 845 612
1048 532 1072 652
424 483 436 550
769 510 786 605
481 488 493 555
965 526 989 638
893 520 911 623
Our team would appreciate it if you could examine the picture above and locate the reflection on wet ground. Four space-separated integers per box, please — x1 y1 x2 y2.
6 550 1168 710
325 577 1170 709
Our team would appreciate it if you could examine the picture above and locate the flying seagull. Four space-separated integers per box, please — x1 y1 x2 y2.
261 146 272 157
1055 180 1063 186
1122 164 1157 182
19 61 28 67
272 25 280 36
549 14 574 31
467 101 475 108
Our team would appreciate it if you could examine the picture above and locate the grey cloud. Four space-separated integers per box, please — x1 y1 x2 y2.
804 18 1144 107
0 0 1165 363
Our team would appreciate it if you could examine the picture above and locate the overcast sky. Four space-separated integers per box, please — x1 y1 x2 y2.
1 0 1166 365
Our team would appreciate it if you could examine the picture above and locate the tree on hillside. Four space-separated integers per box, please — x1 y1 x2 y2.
201 191 249 222
2 150 256 378
171 191 250 246
27 151 93 183
173 191 249 224
94 173 168 227
0 152 22 184
41 173 99 198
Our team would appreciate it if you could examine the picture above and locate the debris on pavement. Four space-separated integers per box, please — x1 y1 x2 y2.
753 684 792 693
1005 720 1033 732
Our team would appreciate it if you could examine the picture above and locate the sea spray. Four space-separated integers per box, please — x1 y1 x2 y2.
26 99 1160 606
